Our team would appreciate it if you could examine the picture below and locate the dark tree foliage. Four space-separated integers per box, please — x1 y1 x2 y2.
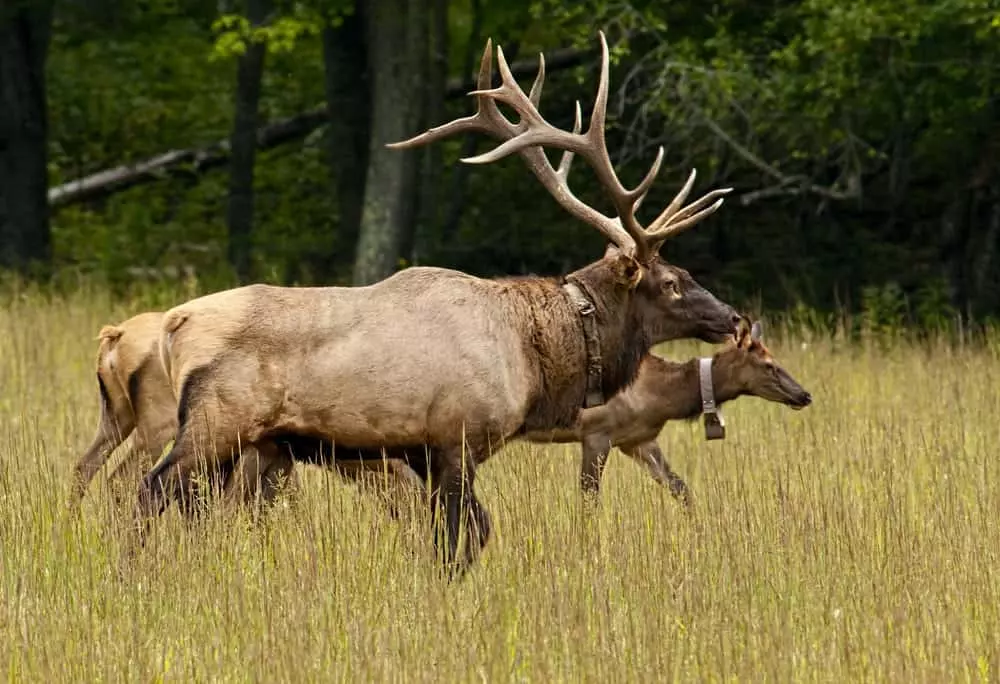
26 0 1000 325
0 0 54 274
321 3 369 276
226 0 272 283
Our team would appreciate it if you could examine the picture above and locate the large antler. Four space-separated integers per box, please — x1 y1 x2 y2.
389 36 635 253
389 31 732 262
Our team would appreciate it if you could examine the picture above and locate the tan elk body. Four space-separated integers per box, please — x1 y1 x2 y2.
135 32 741 575
72 312 178 504
77 315 807 518
71 312 423 513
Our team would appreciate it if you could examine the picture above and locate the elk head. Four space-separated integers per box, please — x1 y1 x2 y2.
389 31 739 344
717 318 812 409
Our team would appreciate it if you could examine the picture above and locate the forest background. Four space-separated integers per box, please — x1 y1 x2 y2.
3 0 999 330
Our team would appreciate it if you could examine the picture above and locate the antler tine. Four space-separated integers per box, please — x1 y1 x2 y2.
388 34 639 254
579 31 654 252
655 186 733 231
645 189 732 253
632 146 665 213
556 100 582 181
462 44 561 165
388 38 516 150
528 52 545 107
636 167 732 252
648 169 697 225
648 168 732 234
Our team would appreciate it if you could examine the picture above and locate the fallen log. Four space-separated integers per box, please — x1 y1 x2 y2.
48 46 591 209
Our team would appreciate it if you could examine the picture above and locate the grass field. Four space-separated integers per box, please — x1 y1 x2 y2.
1 288 999 682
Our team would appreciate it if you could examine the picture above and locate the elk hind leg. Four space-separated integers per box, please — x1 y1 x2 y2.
335 453 425 520
223 441 297 515
70 374 134 506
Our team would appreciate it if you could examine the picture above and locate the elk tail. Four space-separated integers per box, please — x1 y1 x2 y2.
97 324 125 344
94 323 132 424
158 310 190 391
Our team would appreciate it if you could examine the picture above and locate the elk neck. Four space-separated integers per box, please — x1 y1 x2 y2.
564 262 650 403
644 354 743 422
499 261 651 436
495 274 598 434
562 278 604 408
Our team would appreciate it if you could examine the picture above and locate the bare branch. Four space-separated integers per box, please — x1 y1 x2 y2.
700 117 860 205
49 46 595 209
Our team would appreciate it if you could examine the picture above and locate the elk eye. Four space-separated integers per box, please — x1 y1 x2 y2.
663 280 679 294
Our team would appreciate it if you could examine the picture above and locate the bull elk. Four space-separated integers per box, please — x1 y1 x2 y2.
134 31 740 576
71 312 422 514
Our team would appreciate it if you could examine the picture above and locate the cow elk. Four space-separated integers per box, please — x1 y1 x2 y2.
71 312 180 508
71 312 422 515
134 31 740 577
571 317 812 505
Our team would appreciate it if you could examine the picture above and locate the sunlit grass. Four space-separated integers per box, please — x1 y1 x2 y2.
1 288 998 681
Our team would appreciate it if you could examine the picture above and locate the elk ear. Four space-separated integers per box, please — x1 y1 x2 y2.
610 252 643 289
735 316 752 348
751 320 764 342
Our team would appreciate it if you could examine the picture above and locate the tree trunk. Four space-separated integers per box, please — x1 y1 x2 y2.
352 0 429 285
0 0 53 274
406 0 448 265
321 3 369 277
225 0 271 283
440 28 521 250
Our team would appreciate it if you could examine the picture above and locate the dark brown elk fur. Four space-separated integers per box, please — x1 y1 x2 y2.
134 33 741 576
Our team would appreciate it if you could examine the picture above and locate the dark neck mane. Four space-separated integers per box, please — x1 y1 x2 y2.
566 266 650 401
501 259 669 435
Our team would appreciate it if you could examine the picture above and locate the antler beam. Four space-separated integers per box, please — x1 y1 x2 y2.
389 31 733 262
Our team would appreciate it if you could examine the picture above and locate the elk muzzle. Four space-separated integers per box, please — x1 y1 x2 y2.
777 367 812 409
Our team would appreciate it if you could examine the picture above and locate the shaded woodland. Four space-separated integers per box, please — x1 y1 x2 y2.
1 0 998 324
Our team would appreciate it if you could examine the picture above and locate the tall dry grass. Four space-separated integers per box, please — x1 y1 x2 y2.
1 288 999 682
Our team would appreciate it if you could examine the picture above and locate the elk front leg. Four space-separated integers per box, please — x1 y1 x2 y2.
132 419 234 546
622 440 691 508
70 400 134 506
580 432 613 498
429 445 491 579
